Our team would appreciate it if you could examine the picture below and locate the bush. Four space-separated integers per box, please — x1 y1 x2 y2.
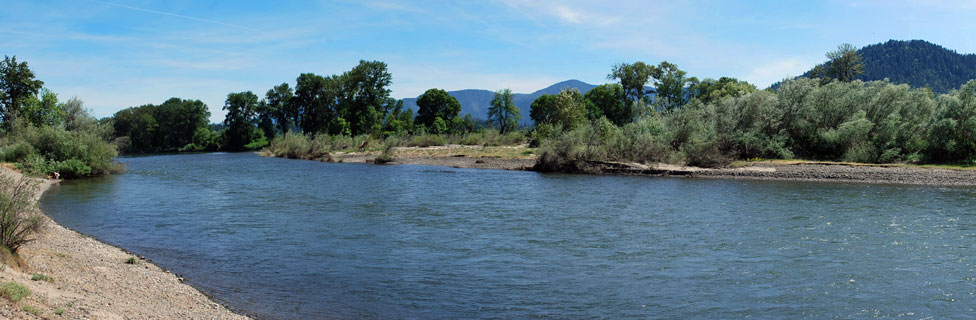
0 176 44 253
0 282 30 302
0 120 120 177
30 274 53 283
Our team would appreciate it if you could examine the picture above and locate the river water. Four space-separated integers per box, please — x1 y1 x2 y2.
39 152 976 319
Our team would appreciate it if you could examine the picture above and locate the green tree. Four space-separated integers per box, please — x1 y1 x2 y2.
550 88 588 130
0 56 45 126
223 91 260 151
155 98 210 150
651 61 692 111
608 61 655 103
585 84 631 125
689 77 758 105
530 94 558 125
812 43 864 83
489 88 521 133
340 60 392 136
20 88 64 127
293 73 338 134
415 88 461 129
265 83 294 134
112 104 159 153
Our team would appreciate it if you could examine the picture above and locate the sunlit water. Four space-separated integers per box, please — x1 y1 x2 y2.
40 152 976 319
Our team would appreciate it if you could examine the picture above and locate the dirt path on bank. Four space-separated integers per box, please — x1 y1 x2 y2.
0 167 250 320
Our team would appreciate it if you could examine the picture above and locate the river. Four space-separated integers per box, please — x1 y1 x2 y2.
40 152 976 319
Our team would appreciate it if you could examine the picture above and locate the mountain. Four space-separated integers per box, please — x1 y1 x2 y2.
788 40 976 93
401 79 599 123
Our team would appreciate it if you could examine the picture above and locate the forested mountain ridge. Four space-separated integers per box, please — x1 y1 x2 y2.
792 40 976 93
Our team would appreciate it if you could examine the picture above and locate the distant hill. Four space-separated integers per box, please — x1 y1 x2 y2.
786 40 976 93
401 79 599 123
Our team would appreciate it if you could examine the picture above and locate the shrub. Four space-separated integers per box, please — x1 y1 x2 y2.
0 176 44 253
30 274 53 283
0 282 30 302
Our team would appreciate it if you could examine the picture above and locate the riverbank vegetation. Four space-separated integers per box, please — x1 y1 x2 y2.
535 44 976 171
9 41 976 177
0 56 120 178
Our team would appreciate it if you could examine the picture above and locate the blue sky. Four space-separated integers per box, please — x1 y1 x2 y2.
3 0 976 123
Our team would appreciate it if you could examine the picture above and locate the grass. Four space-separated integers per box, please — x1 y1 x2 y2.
0 281 30 302
22 305 41 316
54 307 65 316
125 257 137 264
30 273 54 283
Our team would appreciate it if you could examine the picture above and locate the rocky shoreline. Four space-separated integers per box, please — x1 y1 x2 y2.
322 146 976 187
0 167 250 320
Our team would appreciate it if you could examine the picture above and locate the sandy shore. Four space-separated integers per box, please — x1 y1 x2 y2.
556 160 976 186
0 167 250 319
322 145 976 186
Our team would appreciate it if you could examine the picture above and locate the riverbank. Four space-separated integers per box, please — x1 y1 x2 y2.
310 145 976 186
0 167 250 319
567 160 976 186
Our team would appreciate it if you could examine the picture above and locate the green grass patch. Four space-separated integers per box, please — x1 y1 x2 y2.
30 273 54 283
54 307 65 316
22 305 41 316
125 257 137 264
0 282 30 302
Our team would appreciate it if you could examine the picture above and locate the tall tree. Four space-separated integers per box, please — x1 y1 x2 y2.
651 61 692 111
488 88 521 133
812 43 864 83
293 73 337 134
341 60 392 136
415 88 461 129
0 56 44 126
155 98 210 150
265 83 294 134
223 91 260 151
530 94 558 125
550 88 588 130
20 88 64 127
608 61 656 103
584 84 631 125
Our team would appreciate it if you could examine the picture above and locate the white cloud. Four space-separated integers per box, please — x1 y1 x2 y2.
553 6 581 24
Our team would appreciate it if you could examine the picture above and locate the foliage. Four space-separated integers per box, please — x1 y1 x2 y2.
1 119 120 177
415 88 461 129
0 282 30 302
689 77 758 105
0 176 43 254
223 91 261 151
0 56 44 127
550 88 588 130
488 89 521 133
608 61 655 103
537 75 976 169
651 61 694 111
811 43 865 83
584 84 631 126
30 273 53 283
113 98 211 153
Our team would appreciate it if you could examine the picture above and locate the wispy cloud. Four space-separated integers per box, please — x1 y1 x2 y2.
96 1 257 31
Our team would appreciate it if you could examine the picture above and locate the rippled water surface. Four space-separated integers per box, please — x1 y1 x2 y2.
40 152 976 319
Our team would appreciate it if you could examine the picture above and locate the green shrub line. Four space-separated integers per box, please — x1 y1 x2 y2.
537 79 976 171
